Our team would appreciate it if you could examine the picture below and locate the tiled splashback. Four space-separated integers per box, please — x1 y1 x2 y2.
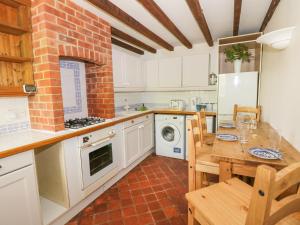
115 91 217 112
0 97 30 135
60 60 88 120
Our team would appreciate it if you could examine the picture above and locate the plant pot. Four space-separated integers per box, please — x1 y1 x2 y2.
234 59 242 73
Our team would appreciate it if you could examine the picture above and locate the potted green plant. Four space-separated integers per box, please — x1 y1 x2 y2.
224 44 251 73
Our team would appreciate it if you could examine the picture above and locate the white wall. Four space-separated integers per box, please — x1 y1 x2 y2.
0 97 30 135
260 0 300 150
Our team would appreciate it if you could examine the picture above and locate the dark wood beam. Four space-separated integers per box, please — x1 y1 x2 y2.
137 0 192 49
111 27 156 53
87 0 173 51
186 0 213 47
111 37 144 55
260 0 280 32
233 0 242 36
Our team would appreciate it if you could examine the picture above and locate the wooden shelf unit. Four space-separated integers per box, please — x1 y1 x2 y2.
218 32 263 74
0 0 33 96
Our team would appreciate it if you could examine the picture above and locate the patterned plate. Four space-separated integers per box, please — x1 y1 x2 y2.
248 147 282 160
219 123 236 129
216 134 238 142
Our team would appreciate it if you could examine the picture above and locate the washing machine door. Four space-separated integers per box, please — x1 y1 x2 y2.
159 123 181 146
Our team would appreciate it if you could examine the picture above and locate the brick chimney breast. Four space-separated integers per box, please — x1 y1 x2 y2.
29 0 115 132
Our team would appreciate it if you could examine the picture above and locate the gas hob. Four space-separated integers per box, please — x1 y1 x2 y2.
64 117 106 129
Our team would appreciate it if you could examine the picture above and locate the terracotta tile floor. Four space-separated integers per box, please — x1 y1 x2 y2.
66 154 188 225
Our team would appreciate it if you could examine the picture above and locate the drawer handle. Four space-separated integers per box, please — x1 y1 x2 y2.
0 165 2 169
146 115 149 118
131 120 134 123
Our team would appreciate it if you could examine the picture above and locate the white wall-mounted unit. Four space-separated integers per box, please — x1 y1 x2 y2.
158 57 182 88
112 46 144 92
256 27 296 50
182 54 209 87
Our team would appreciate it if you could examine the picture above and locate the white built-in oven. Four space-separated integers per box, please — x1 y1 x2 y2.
80 128 118 189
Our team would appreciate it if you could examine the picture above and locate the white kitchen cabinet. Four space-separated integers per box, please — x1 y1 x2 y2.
125 54 143 88
112 46 144 91
124 114 154 167
124 123 141 167
182 54 209 87
112 47 128 88
140 118 154 155
158 57 182 87
0 164 41 225
143 59 159 88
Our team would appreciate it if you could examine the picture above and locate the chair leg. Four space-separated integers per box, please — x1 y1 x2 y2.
195 171 203 189
188 203 197 225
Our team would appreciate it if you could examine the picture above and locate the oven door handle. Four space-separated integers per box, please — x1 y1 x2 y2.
91 134 116 147
82 131 116 149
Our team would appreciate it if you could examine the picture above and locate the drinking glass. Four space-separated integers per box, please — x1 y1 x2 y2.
249 119 257 130
268 128 282 151
239 123 249 144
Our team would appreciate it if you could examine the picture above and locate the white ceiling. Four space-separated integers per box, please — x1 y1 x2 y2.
76 0 272 49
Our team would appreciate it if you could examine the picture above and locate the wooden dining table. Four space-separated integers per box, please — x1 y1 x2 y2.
211 122 300 182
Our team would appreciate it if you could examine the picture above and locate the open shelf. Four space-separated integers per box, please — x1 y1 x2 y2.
0 55 33 63
0 21 29 35
40 197 67 225
0 86 27 96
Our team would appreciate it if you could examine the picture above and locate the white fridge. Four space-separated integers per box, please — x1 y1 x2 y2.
217 72 258 122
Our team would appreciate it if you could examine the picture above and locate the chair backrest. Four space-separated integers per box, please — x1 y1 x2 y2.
246 162 300 225
233 104 262 122
187 119 201 192
196 110 207 144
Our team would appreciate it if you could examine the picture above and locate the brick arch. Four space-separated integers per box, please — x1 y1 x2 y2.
29 0 114 132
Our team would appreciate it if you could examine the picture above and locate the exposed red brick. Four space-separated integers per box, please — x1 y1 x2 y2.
29 0 114 131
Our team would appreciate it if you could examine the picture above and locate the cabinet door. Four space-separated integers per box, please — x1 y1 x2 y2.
125 54 143 88
182 54 209 87
124 124 140 167
144 59 159 88
158 57 182 87
140 119 154 155
0 165 41 225
112 47 127 87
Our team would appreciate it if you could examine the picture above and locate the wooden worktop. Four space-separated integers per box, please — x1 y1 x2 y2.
0 109 216 159
154 109 217 116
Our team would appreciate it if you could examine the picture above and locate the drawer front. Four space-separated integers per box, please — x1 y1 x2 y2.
142 113 154 122
123 113 154 129
0 151 33 176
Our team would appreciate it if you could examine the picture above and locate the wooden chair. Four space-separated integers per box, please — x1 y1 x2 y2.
188 119 219 192
233 104 262 122
195 110 215 146
186 162 300 225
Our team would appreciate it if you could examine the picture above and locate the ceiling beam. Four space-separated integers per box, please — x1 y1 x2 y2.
233 0 242 36
111 37 144 55
111 27 156 53
260 0 281 32
186 0 213 47
137 0 192 49
87 0 173 51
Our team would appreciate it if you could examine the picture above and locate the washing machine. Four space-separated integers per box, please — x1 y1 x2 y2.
155 114 185 159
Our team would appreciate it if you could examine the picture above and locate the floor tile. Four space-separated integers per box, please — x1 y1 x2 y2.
65 155 188 225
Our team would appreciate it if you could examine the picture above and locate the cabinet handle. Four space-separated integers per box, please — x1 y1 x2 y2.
131 120 134 123
0 165 2 169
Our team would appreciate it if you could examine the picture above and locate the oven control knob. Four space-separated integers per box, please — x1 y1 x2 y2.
109 130 115 135
83 136 89 143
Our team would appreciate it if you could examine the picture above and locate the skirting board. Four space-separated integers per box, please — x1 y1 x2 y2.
50 149 154 225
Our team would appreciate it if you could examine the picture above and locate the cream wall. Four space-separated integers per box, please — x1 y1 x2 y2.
260 0 300 150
